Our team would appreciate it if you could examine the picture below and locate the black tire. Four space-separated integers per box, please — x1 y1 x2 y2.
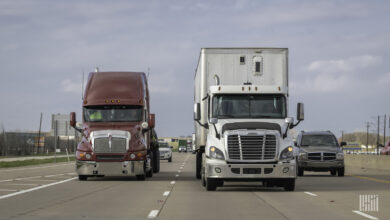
201 172 206 187
297 167 304 176
136 175 146 181
284 179 295 191
206 178 217 191
153 150 160 173
196 151 202 179
78 175 88 181
330 170 336 176
338 167 345 177
146 152 153 178
168 157 172 162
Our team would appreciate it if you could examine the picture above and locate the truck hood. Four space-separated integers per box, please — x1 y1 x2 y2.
213 118 288 136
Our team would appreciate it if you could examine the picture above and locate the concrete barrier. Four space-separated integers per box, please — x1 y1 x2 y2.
345 154 390 172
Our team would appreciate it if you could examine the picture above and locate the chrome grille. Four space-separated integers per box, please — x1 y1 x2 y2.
308 152 336 161
227 134 277 161
94 137 127 153
308 152 321 160
323 152 336 160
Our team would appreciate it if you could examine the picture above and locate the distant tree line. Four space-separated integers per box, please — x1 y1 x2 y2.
340 132 389 146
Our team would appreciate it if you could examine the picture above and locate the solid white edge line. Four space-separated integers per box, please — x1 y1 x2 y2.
0 177 77 200
44 174 65 178
148 210 159 219
304 191 318 196
170 181 175 184
163 191 170 196
352 210 378 220
15 176 42 180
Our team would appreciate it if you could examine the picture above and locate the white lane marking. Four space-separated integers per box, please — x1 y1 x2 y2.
0 180 13 183
175 174 179 177
304 192 318 197
352 210 378 220
44 174 65 178
66 173 75 175
1 183 39 186
0 163 71 172
147 210 159 219
163 191 170 196
178 170 181 173
170 181 176 185
21 179 56 182
15 176 42 181
0 189 17 192
0 177 77 200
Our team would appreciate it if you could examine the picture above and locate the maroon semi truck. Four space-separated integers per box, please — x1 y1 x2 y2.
70 71 160 181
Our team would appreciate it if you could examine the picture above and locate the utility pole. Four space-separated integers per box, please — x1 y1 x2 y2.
54 120 57 163
37 112 43 155
341 130 344 141
384 114 387 151
377 116 380 155
366 122 369 153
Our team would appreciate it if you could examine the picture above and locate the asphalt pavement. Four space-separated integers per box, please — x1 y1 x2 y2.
0 152 388 220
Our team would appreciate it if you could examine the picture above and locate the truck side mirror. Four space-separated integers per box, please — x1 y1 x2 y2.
194 103 201 120
149 114 155 129
297 103 304 121
294 141 297 147
70 112 76 127
340 141 347 147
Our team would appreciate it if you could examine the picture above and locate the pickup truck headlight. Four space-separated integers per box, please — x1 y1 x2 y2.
299 152 307 160
209 146 225 160
336 152 344 159
280 146 294 160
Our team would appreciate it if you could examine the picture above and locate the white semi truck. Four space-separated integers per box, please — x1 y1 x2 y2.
193 48 304 191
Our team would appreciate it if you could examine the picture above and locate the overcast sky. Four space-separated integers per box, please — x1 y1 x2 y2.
0 0 389 138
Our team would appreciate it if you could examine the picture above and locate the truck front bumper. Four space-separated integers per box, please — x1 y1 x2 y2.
205 158 296 179
298 160 344 169
76 160 144 176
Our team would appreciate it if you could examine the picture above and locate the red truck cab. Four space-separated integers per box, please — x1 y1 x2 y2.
70 71 158 180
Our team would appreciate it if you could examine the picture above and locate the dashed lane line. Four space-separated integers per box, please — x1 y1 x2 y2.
147 210 159 219
163 191 170 196
0 163 72 172
1 183 39 186
0 189 17 192
0 177 77 200
352 210 378 220
304 192 318 197
170 181 176 185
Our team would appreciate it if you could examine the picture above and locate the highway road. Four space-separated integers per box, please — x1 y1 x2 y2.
0 152 388 220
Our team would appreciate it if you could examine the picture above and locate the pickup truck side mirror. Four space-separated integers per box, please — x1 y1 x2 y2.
194 103 201 121
340 141 347 147
294 141 297 147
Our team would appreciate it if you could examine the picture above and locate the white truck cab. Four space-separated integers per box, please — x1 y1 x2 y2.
193 48 304 191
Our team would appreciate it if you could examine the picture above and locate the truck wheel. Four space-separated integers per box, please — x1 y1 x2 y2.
153 150 160 173
297 167 304 176
146 152 153 178
284 179 295 191
168 157 172 162
338 167 345 177
78 175 88 181
196 151 202 179
330 170 336 176
206 178 217 191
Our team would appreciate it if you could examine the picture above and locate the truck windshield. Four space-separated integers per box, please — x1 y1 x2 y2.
212 94 286 119
301 135 338 147
84 105 142 122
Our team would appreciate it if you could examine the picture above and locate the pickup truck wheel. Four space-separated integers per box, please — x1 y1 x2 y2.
330 170 336 176
153 150 160 173
284 179 295 191
201 172 206 187
168 157 172 162
196 151 202 179
297 167 304 176
206 178 217 191
337 167 345 177
78 175 88 181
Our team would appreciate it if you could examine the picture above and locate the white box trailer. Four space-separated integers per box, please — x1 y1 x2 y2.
193 48 304 191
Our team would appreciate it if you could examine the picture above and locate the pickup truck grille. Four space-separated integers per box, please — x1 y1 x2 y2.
308 152 336 161
94 137 127 153
227 134 277 161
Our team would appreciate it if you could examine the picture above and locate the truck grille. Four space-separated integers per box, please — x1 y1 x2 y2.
308 152 336 161
96 155 125 161
227 134 277 161
94 137 127 153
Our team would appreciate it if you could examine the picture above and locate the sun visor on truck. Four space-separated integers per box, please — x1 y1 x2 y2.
222 122 281 135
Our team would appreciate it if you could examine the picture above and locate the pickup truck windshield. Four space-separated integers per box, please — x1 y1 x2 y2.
301 135 338 147
84 105 142 122
212 94 286 119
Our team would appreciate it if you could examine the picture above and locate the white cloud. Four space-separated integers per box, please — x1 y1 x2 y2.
60 79 81 93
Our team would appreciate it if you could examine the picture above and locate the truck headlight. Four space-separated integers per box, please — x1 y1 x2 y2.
336 152 344 159
280 146 294 160
299 152 307 160
209 146 225 160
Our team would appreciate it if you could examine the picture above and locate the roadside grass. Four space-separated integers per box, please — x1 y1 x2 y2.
0 157 75 168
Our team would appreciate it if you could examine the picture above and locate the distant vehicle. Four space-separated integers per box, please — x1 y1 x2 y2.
159 142 172 162
380 139 390 155
296 131 346 177
178 139 187 152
